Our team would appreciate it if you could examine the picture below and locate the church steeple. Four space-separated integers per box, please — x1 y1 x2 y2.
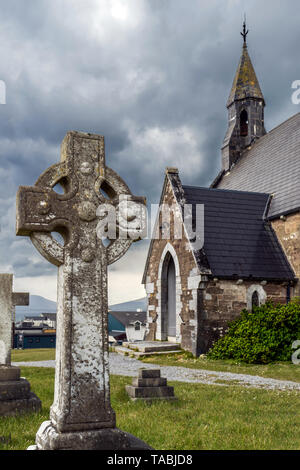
222 21 266 172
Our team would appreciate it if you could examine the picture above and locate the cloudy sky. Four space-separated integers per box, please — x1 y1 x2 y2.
0 0 299 304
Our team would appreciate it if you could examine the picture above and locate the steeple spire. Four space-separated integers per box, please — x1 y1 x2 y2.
227 22 265 108
221 22 266 172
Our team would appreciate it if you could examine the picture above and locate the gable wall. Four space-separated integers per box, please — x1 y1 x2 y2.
271 213 300 296
144 178 200 354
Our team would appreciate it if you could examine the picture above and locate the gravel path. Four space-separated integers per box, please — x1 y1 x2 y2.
13 353 300 392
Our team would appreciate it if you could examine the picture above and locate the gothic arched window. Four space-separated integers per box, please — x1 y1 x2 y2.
240 109 249 137
251 291 259 310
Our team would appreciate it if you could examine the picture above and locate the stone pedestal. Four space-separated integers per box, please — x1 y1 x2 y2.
0 365 41 416
126 369 176 401
28 421 151 450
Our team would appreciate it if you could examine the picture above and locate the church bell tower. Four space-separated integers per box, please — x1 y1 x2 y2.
222 21 266 172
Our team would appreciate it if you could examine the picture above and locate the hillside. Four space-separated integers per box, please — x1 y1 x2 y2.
15 295 147 321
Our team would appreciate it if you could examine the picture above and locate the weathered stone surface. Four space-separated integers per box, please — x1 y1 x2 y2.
32 421 151 450
126 385 175 399
12 292 29 307
0 365 20 382
16 131 150 450
138 369 161 379
127 368 176 402
0 278 39 417
0 274 29 366
0 378 30 401
132 377 167 388
0 392 41 417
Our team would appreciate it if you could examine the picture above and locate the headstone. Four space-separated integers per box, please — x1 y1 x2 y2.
0 273 41 416
16 131 150 450
126 369 176 401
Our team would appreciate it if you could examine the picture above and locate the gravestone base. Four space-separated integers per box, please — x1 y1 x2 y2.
28 421 152 450
0 366 41 417
126 369 176 401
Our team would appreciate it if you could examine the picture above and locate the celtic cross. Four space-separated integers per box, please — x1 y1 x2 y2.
16 131 149 450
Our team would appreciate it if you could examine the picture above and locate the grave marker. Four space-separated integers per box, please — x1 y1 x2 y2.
16 131 150 450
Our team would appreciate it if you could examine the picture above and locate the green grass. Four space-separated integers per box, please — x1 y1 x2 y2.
0 367 300 450
11 348 56 362
140 352 300 383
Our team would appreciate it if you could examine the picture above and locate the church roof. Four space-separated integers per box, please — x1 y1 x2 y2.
182 185 295 281
214 113 300 219
227 44 264 107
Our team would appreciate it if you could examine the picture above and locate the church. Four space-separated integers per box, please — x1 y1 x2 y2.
142 25 300 356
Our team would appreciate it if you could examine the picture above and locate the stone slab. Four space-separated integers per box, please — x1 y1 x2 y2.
126 385 174 399
123 341 180 353
114 345 182 358
0 392 41 417
32 421 152 450
12 292 29 307
138 369 161 379
0 365 20 382
0 378 30 401
132 377 167 388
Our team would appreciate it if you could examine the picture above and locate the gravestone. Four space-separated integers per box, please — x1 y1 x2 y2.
16 131 150 450
126 368 176 401
0 273 41 416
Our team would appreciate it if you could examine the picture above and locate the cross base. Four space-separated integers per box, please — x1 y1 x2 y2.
0 366 41 417
28 421 152 450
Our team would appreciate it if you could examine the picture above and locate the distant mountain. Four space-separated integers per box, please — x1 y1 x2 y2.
15 295 147 322
15 295 57 322
109 297 147 312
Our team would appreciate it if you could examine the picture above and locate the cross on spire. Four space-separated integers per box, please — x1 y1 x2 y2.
241 17 249 45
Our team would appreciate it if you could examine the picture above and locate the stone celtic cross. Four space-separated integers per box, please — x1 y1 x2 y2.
16 131 149 450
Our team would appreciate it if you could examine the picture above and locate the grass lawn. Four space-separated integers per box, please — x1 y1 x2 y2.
140 352 300 383
11 348 56 362
0 366 299 450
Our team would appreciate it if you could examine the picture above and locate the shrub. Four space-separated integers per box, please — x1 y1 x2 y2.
207 298 300 364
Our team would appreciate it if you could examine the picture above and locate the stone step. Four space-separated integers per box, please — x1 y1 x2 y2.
113 346 181 358
126 384 175 399
132 377 167 388
0 378 31 401
122 341 181 353
138 369 161 379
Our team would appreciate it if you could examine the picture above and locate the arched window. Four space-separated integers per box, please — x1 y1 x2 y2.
251 291 259 310
240 110 249 137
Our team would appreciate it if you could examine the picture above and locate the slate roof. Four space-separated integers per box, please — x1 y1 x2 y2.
109 311 147 327
215 113 300 219
182 185 295 281
227 44 265 107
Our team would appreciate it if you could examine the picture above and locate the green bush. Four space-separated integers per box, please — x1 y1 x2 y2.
208 298 300 364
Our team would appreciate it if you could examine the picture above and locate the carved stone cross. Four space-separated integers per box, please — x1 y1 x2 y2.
0 274 29 366
16 131 149 450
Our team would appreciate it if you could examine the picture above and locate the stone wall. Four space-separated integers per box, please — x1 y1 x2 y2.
199 279 288 353
272 213 300 296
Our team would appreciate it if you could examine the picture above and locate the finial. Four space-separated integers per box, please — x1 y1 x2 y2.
240 15 249 45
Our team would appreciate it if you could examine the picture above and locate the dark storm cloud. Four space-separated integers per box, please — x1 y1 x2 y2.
0 0 299 290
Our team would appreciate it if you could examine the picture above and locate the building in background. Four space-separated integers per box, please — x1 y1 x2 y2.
143 25 298 356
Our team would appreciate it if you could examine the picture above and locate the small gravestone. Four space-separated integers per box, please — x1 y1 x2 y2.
16 131 150 450
0 274 41 416
126 369 176 401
